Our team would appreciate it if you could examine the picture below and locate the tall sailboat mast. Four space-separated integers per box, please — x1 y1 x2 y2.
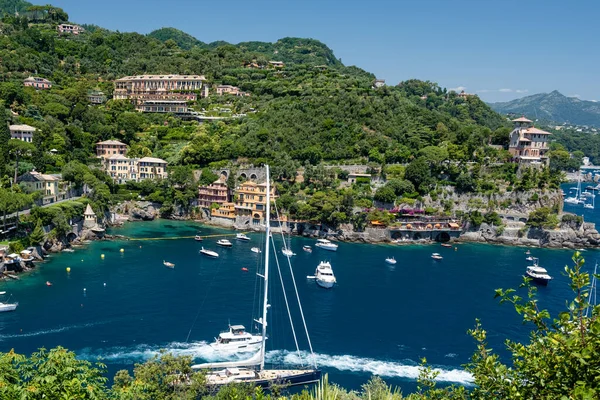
260 165 271 371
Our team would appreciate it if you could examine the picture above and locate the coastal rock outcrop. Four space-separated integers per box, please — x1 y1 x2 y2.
112 201 159 222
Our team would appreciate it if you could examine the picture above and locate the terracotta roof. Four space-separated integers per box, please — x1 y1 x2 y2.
524 127 551 135
97 140 127 145
106 154 129 160
138 157 167 164
512 116 533 123
115 74 206 81
17 171 58 183
9 124 36 132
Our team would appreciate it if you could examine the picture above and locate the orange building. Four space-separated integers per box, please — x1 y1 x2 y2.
211 202 236 221
234 181 276 223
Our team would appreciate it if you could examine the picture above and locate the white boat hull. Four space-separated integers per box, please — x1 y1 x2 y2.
315 244 338 251
316 279 335 288
0 303 18 312
210 338 263 352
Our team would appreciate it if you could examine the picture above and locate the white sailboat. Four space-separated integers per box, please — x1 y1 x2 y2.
192 165 321 387
565 173 583 205
585 191 595 209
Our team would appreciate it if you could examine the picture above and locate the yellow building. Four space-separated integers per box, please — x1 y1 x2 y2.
211 202 236 221
234 182 276 223
17 171 66 205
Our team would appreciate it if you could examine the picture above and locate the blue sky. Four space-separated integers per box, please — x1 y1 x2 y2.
50 0 598 103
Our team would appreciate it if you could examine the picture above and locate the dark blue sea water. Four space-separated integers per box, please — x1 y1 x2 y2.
0 207 597 393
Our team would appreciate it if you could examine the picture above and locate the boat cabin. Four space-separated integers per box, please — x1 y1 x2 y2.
217 325 252 343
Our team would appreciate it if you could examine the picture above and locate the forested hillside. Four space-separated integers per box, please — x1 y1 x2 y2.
0 4 507 172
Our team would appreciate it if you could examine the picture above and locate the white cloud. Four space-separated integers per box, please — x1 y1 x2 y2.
569 94 581 98
449 86 466 92
516 89 529 94
499 88 513 93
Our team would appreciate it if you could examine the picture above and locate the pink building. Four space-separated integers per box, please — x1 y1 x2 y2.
23 77 52 90
508 116 551 165
198 179 229 208
57 24 84 35
114 75 207 113
215 85 248 97
96 140 128 158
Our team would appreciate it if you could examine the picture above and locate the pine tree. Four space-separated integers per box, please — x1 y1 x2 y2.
29 219 45 245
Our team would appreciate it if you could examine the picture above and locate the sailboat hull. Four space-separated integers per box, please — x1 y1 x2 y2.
205 368 322 388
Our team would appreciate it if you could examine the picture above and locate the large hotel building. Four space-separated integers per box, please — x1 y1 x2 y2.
114 75 208 113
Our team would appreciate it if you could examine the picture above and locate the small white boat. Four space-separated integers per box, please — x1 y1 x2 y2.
315 261 336 288
315 238 338 252
431 253 443 260
525 256 534 261
163 260 175 269
303 245 312 253
525 250 531 255
525 266 552 285
194 235 203 242
585 204 594 209
251 247 261 254
200 247 219 258
385 257 397 265
63 248 74 253
0 302 18 312
236 233 250 241
282 248 296 257
0 291 6 295
210 324 263 352
216 239 233 247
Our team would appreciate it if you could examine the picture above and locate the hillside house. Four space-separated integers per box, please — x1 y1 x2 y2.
508 116 551 165
57 24 84 35
23 76 52 90
9 124 36 142
96 140 127 158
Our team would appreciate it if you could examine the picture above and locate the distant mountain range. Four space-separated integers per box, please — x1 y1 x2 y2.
489 90 600 127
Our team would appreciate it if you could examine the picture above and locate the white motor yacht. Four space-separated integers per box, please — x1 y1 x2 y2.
315 261 336 288
303 245 312 253
236 233 250 241
217 239 233 247
385 257 397 265
431 253 443 260
200 247 219 258
315 238 338 252
525 265 552 285
211 324 263 352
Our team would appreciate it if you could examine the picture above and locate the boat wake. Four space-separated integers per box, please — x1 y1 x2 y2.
77 342 473 384
269 350 473 384
1 321 112 339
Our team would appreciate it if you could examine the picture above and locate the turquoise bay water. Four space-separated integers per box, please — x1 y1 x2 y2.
0 217 597 393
